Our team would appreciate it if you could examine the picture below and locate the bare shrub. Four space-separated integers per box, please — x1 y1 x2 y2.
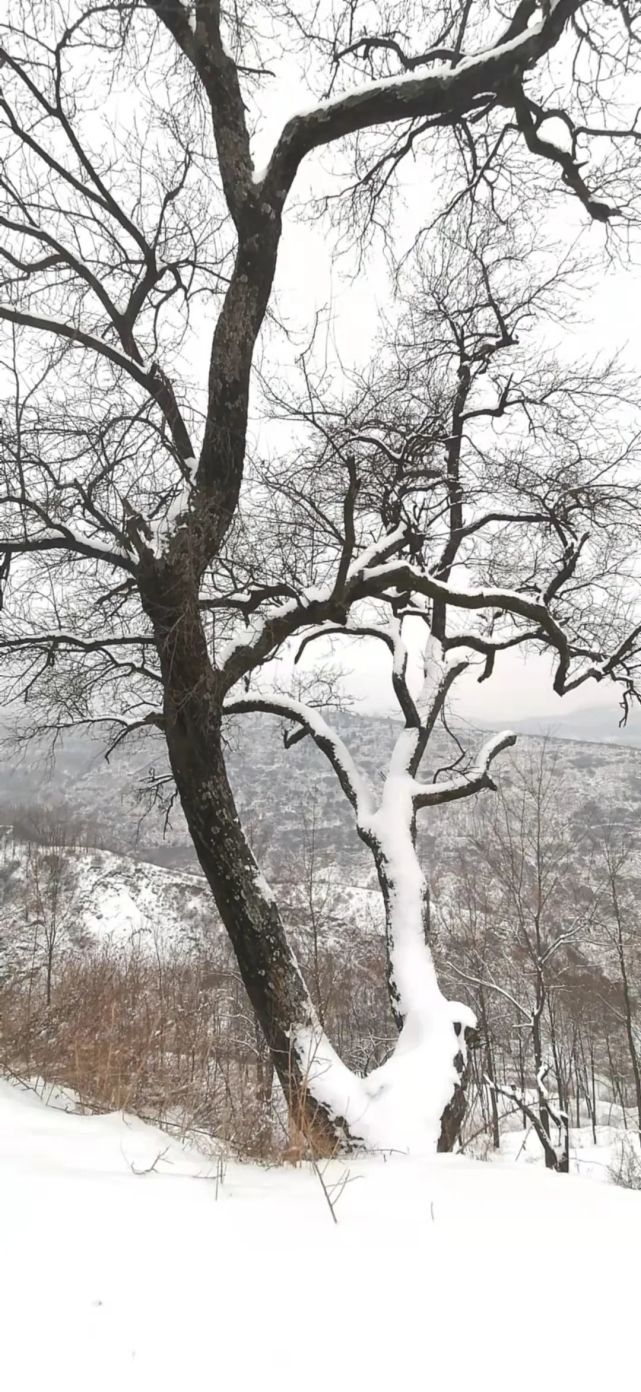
609 1136 641 1192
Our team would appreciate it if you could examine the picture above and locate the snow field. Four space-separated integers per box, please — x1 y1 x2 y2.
2 1078 640 1391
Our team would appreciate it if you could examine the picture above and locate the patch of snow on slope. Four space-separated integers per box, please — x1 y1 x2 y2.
0 838 216 963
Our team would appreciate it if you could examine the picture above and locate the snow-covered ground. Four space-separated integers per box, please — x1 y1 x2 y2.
2 1078 640 1391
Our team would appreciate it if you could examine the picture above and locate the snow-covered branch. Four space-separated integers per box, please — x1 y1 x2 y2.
447 963 532 1021
413 730 516 809
486 1073 568 1171
217 525 409 690
260 1 595 213
0 529 134 572
360 561 569 645
223 694 373 816
0 304 151 388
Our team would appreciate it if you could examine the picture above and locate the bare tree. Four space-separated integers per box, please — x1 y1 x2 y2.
442 742 604 1165
0 806 88 1007
597 836 641 1141
25 838 76 1006
1 0 641 1152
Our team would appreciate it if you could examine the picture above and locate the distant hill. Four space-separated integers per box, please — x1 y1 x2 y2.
1 708 641 883
498 704 641 748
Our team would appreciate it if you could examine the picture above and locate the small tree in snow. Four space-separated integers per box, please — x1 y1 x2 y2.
597 835 641 1142
442 743 603 1163
1 1 641 1151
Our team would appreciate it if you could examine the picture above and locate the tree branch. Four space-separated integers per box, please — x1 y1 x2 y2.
223 694 371 815
262 1 589 212
413 730 516 808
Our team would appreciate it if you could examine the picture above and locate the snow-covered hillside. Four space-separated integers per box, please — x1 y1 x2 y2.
2 712 641 975
2 718 640 1166
2 1077 640 1392
0 830 377 981
0 833 221 975
3 712 641 876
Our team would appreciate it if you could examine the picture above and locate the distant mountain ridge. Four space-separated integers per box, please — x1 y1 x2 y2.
492 704 641 748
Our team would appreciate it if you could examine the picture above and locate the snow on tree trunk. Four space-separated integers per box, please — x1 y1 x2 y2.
275 747 474 1154
353 733 475 1152
374 841 431 1032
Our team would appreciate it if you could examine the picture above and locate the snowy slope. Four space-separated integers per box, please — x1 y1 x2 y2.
2 1078 640 1392
0 836 221 970
68 847 216 948
0 832 377 980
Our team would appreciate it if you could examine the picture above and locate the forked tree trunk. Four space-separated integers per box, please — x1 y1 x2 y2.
144 580 466 1154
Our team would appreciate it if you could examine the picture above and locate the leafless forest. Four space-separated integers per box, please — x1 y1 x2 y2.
0 733 639 1181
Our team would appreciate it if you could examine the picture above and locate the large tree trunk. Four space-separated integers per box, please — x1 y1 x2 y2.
144 578 346 1155
373 845 433 1034
177 749 345 1153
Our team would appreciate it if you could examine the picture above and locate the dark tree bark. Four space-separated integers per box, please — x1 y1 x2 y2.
140 570 347 1151
438 1025 477 1153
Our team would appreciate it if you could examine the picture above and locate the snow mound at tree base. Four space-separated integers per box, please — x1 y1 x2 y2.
1 1077 639 1392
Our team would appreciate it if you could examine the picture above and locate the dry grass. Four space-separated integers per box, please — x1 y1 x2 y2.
0 936 282 1156
0 912 394 1162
